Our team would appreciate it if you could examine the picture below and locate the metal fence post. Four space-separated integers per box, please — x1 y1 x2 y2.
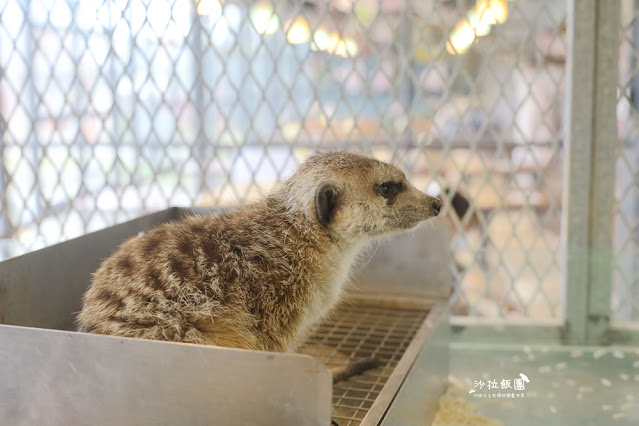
562 0 619 345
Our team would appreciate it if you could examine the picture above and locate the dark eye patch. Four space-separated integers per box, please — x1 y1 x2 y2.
374 181 404 199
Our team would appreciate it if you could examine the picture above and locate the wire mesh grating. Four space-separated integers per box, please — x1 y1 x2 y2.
302 303 430 426
0 0 569 321
613 1 639 323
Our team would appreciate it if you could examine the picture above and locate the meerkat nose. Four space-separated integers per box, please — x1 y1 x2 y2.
432 198 442 216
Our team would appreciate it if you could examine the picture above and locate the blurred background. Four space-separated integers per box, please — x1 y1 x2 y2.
0 0 637 324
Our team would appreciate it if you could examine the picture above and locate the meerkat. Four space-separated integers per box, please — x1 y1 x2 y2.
77 151 441 353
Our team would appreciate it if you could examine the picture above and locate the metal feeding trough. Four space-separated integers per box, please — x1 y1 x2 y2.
0 208 450 426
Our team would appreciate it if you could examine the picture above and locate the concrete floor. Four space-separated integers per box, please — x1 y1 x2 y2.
448 343 639 425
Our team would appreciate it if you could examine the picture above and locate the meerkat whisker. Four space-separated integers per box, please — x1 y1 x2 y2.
355 240 382 273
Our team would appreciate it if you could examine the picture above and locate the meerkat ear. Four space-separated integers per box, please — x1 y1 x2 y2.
316 184 338 227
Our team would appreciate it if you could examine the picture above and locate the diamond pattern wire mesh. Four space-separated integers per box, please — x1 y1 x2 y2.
0 0 567 319
613 2 639 323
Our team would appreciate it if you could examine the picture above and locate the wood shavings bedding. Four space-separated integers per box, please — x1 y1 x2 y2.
432 378 503 426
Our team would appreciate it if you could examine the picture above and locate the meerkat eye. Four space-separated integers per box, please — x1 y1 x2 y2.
375 181 403 199
377 183 391 197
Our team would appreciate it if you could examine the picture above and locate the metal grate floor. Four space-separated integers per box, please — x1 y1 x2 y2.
301 303 430 426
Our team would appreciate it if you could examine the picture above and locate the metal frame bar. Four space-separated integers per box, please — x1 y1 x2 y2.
562 0 620 345
0 121 8 237
561 0 597 345
588 0 621 343
450 317 564 345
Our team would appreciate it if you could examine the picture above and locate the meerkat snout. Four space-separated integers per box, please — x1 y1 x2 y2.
431 197 442 216
374 182 441 234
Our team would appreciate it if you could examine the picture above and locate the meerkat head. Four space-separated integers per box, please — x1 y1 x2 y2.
280 151 441 245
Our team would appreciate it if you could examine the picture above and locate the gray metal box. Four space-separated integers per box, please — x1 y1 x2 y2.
0 208 450 426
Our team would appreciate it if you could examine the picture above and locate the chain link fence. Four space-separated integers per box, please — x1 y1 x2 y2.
614 0 639 323
1 0 570 319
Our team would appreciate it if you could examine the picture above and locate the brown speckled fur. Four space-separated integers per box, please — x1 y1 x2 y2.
76 151 441 352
